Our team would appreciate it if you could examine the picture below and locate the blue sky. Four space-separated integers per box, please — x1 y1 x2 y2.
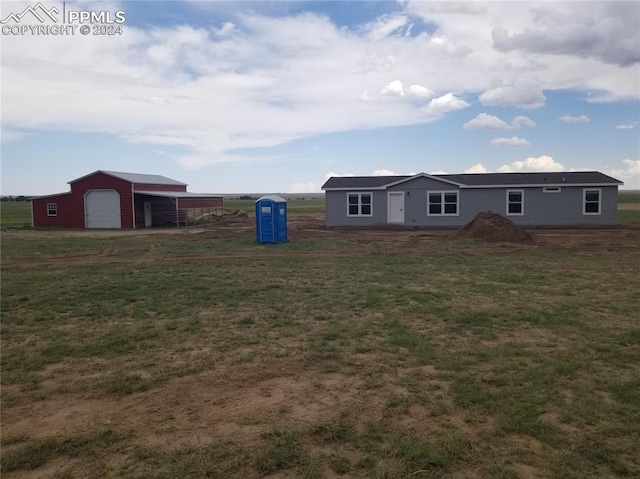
1 0 639 195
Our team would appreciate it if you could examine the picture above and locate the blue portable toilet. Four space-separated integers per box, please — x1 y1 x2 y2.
255 195 287 244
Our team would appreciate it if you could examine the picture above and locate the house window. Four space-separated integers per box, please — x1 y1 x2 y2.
428 191 458 216
543 187 561 193
583 189 601 215
506 190 524 216
347 193 373 216
47 203 58 216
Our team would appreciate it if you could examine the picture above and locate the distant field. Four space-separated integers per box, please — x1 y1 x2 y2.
0 202 31 227
618 190 640 203
1 213 639 478
223 197 325 214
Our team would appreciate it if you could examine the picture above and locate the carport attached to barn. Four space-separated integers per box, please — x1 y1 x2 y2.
134 191 223 227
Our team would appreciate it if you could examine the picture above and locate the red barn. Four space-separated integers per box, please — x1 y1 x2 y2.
31 170 223 229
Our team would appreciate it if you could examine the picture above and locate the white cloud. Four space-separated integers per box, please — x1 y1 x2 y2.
289 181 319 193
121 94 171 105
604 159 640 189
559 115 590 123
465 163 488 174
0 127 30 143
491 2 640 67
1 1 637 172
408 1 639 103
381 80 405 96
214 22 236 37
325 172 354 180
425 93 469 115
429 170 448 175
122 133 197 147
408 84 433 98
498 155 565 172
623 159 640 174
373 169 398 176
615 122 637 130
490 137 530 147
427 35 472 56
464 113 510 130
512 116 536 128
359 91 373 102
479 79 546 109
464 113 536 130
364 14 410 41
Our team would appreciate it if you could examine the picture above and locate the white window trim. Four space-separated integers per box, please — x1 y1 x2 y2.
543 187 561 193
583 188 601 215
346 192 373 217
506 189 524 216
47 203 58 216
427 191 459 216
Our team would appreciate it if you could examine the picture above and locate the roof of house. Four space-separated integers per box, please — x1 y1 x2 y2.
70 170 187 186
322 171 623 190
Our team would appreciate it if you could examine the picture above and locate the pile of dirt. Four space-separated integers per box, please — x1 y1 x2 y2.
450 211 534 243
228 209 249 218
224 209 250 222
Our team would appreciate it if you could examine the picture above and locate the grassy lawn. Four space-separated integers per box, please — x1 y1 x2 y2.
1 217 639 478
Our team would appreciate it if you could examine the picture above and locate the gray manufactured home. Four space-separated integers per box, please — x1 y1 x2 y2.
321 172 623 228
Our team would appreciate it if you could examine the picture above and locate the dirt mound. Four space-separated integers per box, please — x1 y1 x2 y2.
227 209 249 218
450 211 534 243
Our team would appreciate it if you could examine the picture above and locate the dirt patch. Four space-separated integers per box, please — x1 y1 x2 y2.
450 211 534 243
6 212 638 252
618 203 640 211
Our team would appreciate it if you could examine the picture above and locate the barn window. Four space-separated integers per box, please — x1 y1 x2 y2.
506 190 524 216
428 191 458 216
583 188 601 215
347 193 373 217
47 203 58 216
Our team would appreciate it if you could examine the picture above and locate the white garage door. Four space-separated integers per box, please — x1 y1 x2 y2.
85 190 121 228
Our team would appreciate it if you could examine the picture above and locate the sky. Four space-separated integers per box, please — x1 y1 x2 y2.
1 0 639 196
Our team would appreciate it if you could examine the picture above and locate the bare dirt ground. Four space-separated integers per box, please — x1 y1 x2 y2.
3 212 639 251
233 212 640 252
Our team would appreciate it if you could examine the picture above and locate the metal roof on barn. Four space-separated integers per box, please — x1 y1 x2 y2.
69 170 187 186
134 191 221 198
322 171 623 190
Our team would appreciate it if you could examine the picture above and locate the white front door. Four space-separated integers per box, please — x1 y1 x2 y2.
85 190 121 228
387 192 405 224
144 201 152 227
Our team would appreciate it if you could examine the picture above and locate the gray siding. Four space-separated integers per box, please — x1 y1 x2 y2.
459 186 618 226
386 176 463 227
325 190 388 227
325 185 619 227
